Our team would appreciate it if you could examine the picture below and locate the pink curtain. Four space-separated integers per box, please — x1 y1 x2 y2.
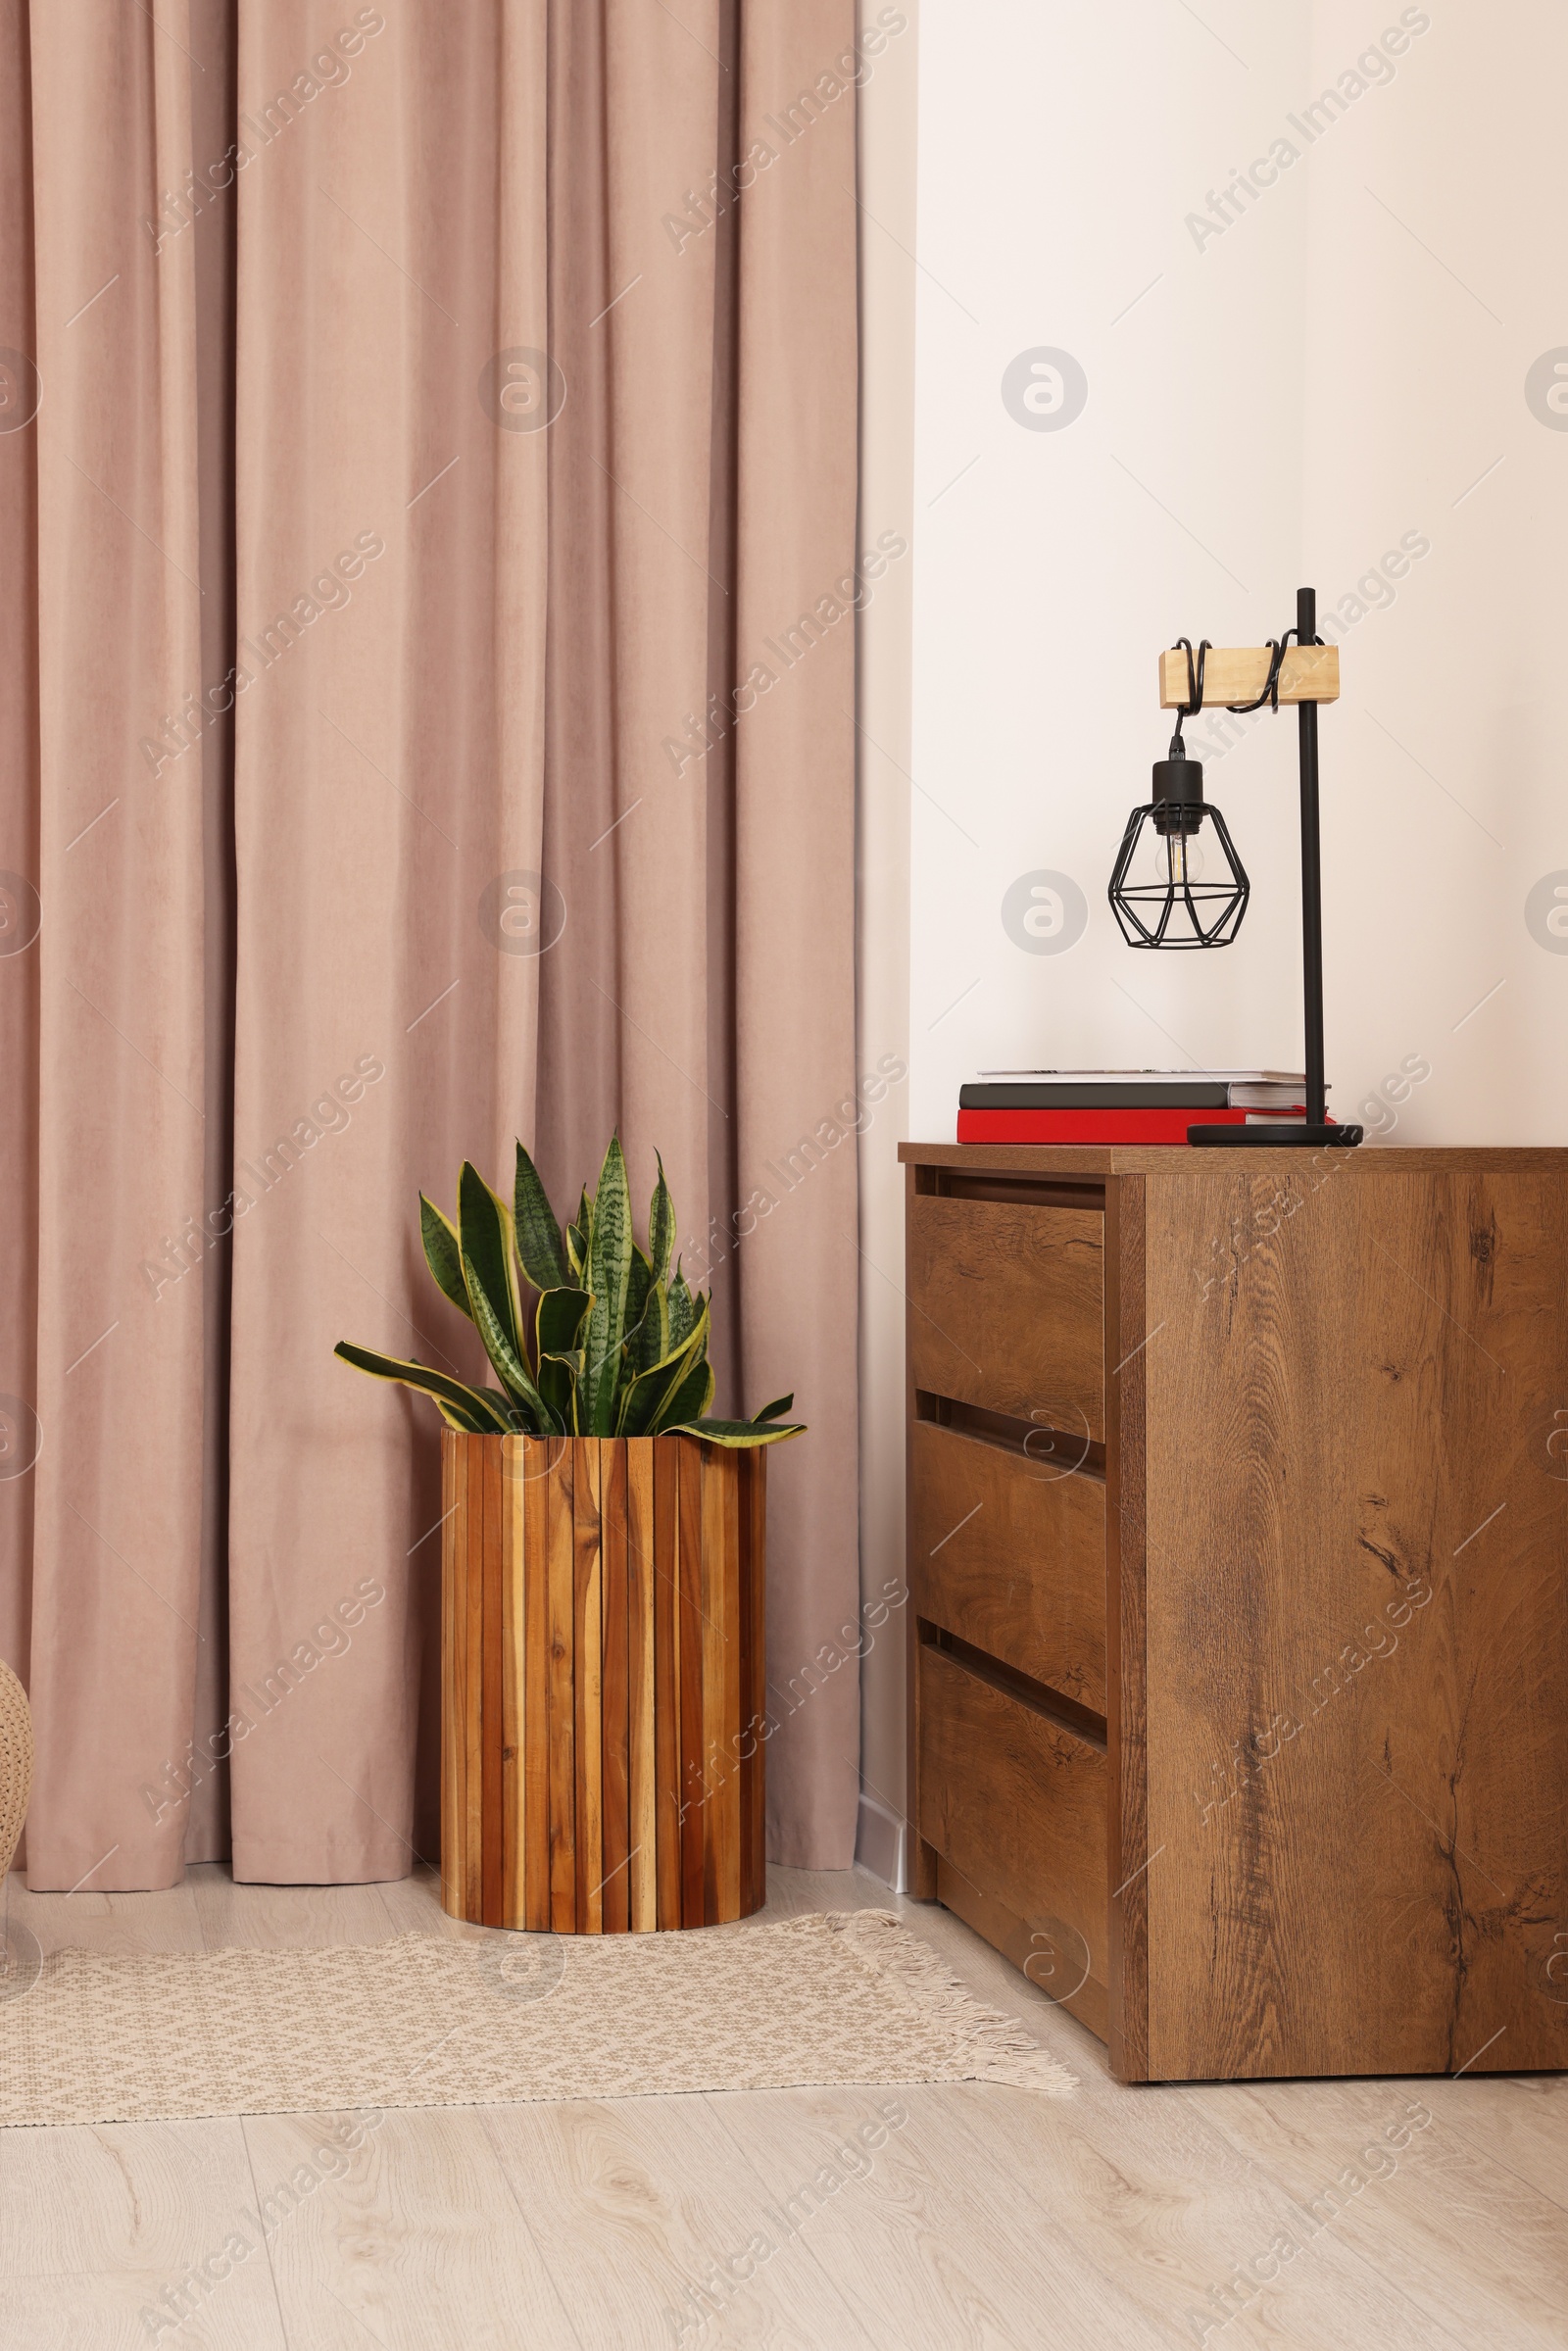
2 0 860 1889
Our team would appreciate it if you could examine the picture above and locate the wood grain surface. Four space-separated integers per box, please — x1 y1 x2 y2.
904 1147 1568 2082
441 1435 764 1933
546 1439 576 1933
653 1438 681 1929
1157 639 1339 707
906 1192 1105 1439
501 1443 524 1930
625 1438 658 1934
910 1417 1106 1711
905 1173 942 1904
600 1439 630 1935
13 1856 1564 2350
1104 1173 1150 2082
916 1638 1107 2000
901 1142 1568 1175
742 1449 767 1915
1141 1163 1568 2079
440 1428 461 1920
522 1452 551 1931
936 1857 1108 2042
572 1439 604 1934
481 1439 504 1927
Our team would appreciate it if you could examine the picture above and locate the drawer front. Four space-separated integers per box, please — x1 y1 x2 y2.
936 1859 1107 2043
917 1641 1106 1993
910 1421 1106 1714
906 1195 1103 1440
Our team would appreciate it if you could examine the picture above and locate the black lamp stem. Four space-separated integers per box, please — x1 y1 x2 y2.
1296 584 1328 1129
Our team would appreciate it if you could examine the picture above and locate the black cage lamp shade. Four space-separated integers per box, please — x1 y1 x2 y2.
1107 741 1249 949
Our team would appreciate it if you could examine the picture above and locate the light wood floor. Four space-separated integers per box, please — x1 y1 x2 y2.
1 1861 1564 2349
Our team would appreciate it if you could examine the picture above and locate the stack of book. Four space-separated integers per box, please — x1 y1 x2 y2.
957 1071 1320 1146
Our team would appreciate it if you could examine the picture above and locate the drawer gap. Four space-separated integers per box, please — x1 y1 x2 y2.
923 1623 1108 1751
914 1392 1106 1483
916 1167 1107 1211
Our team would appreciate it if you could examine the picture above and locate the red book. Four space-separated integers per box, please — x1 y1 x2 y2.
956 1105 1305 1146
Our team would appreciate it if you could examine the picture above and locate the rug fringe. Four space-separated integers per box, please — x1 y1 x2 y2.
821 1910 1076 2096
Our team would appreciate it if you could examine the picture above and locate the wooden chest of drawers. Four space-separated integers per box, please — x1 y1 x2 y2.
901 1143 1568 2083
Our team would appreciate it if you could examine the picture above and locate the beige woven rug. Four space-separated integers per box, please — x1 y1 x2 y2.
0 1657 32 1884
0 1910 1073 2129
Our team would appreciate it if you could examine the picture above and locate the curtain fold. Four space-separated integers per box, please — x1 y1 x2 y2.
18 0 220 1893
3 0 859 1891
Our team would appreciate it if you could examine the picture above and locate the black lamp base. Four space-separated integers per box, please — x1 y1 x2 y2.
1187 1122 1364 1149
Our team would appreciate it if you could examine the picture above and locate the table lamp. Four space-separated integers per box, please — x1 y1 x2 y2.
1107 585 1362 1149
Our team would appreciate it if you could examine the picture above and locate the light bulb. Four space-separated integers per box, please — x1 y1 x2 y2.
1145 830 1204 887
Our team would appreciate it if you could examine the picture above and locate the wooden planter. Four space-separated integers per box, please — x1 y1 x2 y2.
440 1432 766 1934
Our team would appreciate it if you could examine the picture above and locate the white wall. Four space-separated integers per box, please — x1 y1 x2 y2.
907 0 1568 1145
856 0 1568 1869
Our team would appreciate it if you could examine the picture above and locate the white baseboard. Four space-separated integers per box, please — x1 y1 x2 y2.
854 1790 907 1892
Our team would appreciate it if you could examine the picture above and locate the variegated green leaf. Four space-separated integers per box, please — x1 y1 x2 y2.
648 1153 676 1285
752 1394 795 1423
461 1252 560 1434
534 1286 590 1436
538 1347 584 1433
667 1415 807 1448
626 1246 653 1347
536 1286 592 1359
513 1142 569 1292
616 1297 710 1437
583 1137 634 1436
435 1397 484 1433
333 1342 514 1434
458 1162 525 1367
625 1282 669 1380
419 1195 472 1321
666 1265 698 1352
653 1357 713 1432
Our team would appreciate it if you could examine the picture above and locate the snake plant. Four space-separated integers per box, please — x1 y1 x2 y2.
335 1137 804 1448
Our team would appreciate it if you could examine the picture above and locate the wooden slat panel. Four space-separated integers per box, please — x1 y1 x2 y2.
907 1194 1104 1441
677 1438 706 1927
910 1419 1106 1713
546 1438 576 1934
442 1430 762 1938
572 1439 604 1935
917 1640 1107 1996
481 1437 505 1927
600 1440 630 1935
653 1437 681 1929
740 1449 767 1916
700 1448 742 1923
1143 1165 1568 2081
626 1438 658 1932
463 1437 484 1923
1157 640 1339 709
522 1441 551 1932
440 1428 461 1917
501 1438 525 1930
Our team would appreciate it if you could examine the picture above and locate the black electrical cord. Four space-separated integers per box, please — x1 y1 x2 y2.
1168 635 1209 755
1225 628 1293 714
